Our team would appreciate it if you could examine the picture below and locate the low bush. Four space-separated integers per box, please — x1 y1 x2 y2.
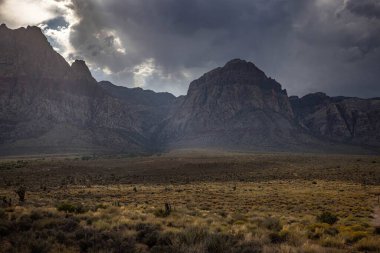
15 186 26 202
154 203 172 217
355 237 380 252
0 208 6 219
0 219 12 236
17 215 33 231
262 216 282 231
269 230 289 244
57 203 88 214
344 231 368 244
29 239 51 253
136 223 161 248
317 212 338 225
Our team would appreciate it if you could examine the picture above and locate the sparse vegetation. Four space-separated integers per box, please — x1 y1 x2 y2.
0 152 379 252
154 203 172 217
56 203 88 214
317 211 339 225
15 185 26 202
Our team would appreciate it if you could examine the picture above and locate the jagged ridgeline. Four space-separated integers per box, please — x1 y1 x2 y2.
0 24 379 155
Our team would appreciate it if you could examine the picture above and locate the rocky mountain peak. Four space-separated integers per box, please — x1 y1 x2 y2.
70 60 93 80
188 59 281 95
223 58 265 75
184 59 293 119
0 23 8 30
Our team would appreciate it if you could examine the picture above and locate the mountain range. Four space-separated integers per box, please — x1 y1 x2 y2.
0 24 379 155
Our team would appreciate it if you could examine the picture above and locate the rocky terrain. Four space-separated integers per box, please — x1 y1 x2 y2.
0 24 379 155
0 24 169 155
290 93 380 147
157 59 312 151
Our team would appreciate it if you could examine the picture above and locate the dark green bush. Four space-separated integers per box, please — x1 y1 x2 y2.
15 186 26 202
30 239 51 253
17 215 33 231
81 156 92 161
0 219 12 236
317 212 339 225
0 208 6 219
269 230 288 244
57 203 88 214
136 223 161 248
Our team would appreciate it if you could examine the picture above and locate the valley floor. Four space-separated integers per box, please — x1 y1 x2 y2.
0 151 380 252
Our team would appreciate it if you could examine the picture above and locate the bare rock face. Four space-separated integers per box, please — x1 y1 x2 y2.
0 25 169 154
157 59 314 151
0 24 379 154
290 94 380 147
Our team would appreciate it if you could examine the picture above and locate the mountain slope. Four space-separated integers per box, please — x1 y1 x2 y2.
0 25 173 155
290 93 380 147
156 60 326 151
0 25 379 155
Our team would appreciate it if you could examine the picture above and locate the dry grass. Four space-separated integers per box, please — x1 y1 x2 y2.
0 151 379 252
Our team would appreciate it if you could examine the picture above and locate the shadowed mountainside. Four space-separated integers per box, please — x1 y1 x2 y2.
290 93 380 147
0 25 173 154
0 24 380 155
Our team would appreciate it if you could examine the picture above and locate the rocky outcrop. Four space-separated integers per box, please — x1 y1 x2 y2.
156 59 320 151
0 25 173 154
0 24 379 155
290 93 380 147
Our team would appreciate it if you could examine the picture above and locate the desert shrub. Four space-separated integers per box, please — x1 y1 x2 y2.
178 227 209 245
79 238 92 252
0 219 12 236
173 227 242 253
317 212 338 225
81 156 92 161
78 229 137 252
61 217 79 232
154 203 172 217
15 186 26 202
262 216 282 231
94 204 107 211
29 211 43 221
148 232 173 253
344 231 368 244
17 215 33 231
307 223 330 240
29 239 51 253
324 226 339 236
269 230 289 244
0 208 6 219
205 233 237 253
232 241 262 253
355 237 380 252
320 236 345 248
135 223 161 248
1 196 12 207
56 231 67 244
57 203 88 214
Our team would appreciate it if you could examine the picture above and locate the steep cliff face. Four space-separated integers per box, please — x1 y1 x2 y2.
0 25 164 154
290 93 380 147
1 24 379 155
157 59 313 151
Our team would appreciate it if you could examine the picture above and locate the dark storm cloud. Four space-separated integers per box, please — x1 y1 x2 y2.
345 0 380 19
66 0 380 98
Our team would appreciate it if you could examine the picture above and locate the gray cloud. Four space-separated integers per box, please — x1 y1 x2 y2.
345 0 380 19
3 0 379 98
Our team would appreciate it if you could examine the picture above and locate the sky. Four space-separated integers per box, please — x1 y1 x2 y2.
0 0 379 97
